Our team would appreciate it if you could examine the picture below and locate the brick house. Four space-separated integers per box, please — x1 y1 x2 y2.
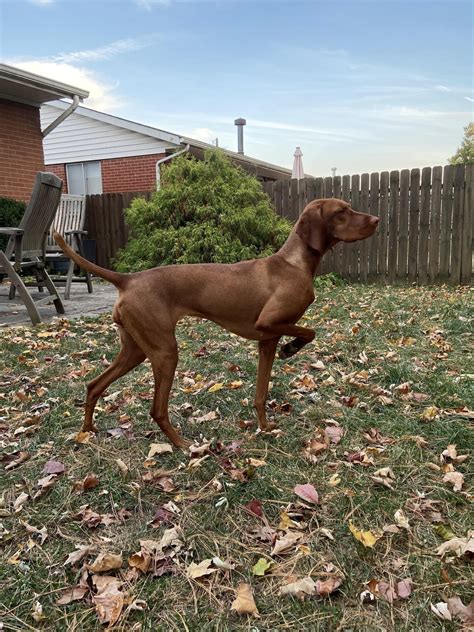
40 101 293 195
0 64 88 201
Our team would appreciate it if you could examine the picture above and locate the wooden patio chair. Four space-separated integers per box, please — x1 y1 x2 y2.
0 172 65 325
45 194 93 300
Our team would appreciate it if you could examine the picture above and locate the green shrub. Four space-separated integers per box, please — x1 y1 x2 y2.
115 149 292 271
0 197 26 251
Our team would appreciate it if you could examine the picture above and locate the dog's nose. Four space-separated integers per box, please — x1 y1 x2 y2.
370 216 380 225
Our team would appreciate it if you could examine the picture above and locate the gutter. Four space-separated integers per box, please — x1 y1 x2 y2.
42 94 81 137
156 144 190 190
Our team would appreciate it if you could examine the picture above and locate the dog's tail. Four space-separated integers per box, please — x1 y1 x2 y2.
53 232 127 288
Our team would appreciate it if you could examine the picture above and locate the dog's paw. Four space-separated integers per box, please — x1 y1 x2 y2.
278 342 299 359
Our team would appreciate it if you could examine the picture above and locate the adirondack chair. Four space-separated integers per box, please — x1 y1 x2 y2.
0 172 65 325
45 194 93 300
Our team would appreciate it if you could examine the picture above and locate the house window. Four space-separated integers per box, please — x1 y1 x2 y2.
66 162 102 195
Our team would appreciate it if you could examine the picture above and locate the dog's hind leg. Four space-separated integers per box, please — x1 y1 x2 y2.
148 336 190 449
82 326 146 432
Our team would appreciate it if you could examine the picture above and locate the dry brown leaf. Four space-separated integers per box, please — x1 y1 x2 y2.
56 586 88 605
279 576 316 599
442 470 464 492
431 601 452 621
91 575 125 627
147 443 173 458
87 552 123 573
447 596 474 626
65 544 97 565
231 583 260 617
315 576 343 597
43 460 65 475
186 559 218 579
436 532 474 558
271 531 303 555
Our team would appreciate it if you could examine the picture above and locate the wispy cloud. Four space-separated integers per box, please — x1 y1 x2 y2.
5 59 124 112
135 0 170 10
52 35 159 63
28 0 54 6
464 96 474 103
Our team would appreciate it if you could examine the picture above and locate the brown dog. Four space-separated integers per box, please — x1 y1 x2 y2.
54 198 378 448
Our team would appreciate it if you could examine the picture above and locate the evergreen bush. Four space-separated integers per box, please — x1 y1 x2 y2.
115 150 291 271
0 197 26 251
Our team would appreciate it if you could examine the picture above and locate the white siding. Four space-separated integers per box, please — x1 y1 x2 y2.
41 105 179 164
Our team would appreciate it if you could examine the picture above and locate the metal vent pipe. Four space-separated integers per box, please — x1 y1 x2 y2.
234 118 246 154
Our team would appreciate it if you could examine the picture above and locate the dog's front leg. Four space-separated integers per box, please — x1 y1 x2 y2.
254 338 279 431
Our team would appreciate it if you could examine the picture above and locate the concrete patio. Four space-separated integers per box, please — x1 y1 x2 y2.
0 280 118 327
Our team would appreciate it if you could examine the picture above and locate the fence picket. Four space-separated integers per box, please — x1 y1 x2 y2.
461 164 473 284
368 172 380 281
451 164 465 283
359 173 370 283
439 165 454 280
397 169 410 281
429 166 442 282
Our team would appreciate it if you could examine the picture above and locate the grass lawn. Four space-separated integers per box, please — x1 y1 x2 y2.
0 282 472 631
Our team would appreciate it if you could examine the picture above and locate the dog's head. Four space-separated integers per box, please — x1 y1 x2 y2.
295 198 379 253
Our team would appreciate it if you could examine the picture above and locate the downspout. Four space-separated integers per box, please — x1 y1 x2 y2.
156 144 190 190
42 94 81 137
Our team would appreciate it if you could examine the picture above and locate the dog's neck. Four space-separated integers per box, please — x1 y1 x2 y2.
277 230 325 277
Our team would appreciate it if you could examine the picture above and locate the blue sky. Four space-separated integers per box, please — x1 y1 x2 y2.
1 0 472 175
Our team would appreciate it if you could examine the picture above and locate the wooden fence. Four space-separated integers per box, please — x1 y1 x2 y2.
263 164 473 284
83 164 472 284
84 191 151 268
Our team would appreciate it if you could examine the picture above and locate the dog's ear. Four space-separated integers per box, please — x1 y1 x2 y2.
295 203 327 253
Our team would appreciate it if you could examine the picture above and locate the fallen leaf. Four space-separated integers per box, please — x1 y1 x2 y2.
431 601 452 621
231 583 259 617
447 596 474 626
324 424 344 445
293 483 319 505
186 559 218 579
147 443 173 458
279 576 316 599
421 406 439 421
208 382 224 393
57 586 88 605
211 556 234 570
315 576 343 597
349 521 382 548
65 544 97 565
115 459 129 476
91 575 125 627
442 470 464 492
252 558 273 576
394 509 410 530
397 579 412 599
328 473 341 487
43 460 65 475
271 531 303 555
440 444 469 465
88 552 123 573
436 532 474 558
244 499 263 518
13 491 29 513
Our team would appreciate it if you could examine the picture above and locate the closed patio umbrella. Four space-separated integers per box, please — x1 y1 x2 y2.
291 146 305 180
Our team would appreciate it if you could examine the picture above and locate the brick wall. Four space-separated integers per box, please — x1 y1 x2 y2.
0 98 46 202
101 153 165 192
46 153 166 194
46 163 68 193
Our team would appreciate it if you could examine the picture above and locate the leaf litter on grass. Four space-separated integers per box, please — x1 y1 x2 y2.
0 286 472 629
